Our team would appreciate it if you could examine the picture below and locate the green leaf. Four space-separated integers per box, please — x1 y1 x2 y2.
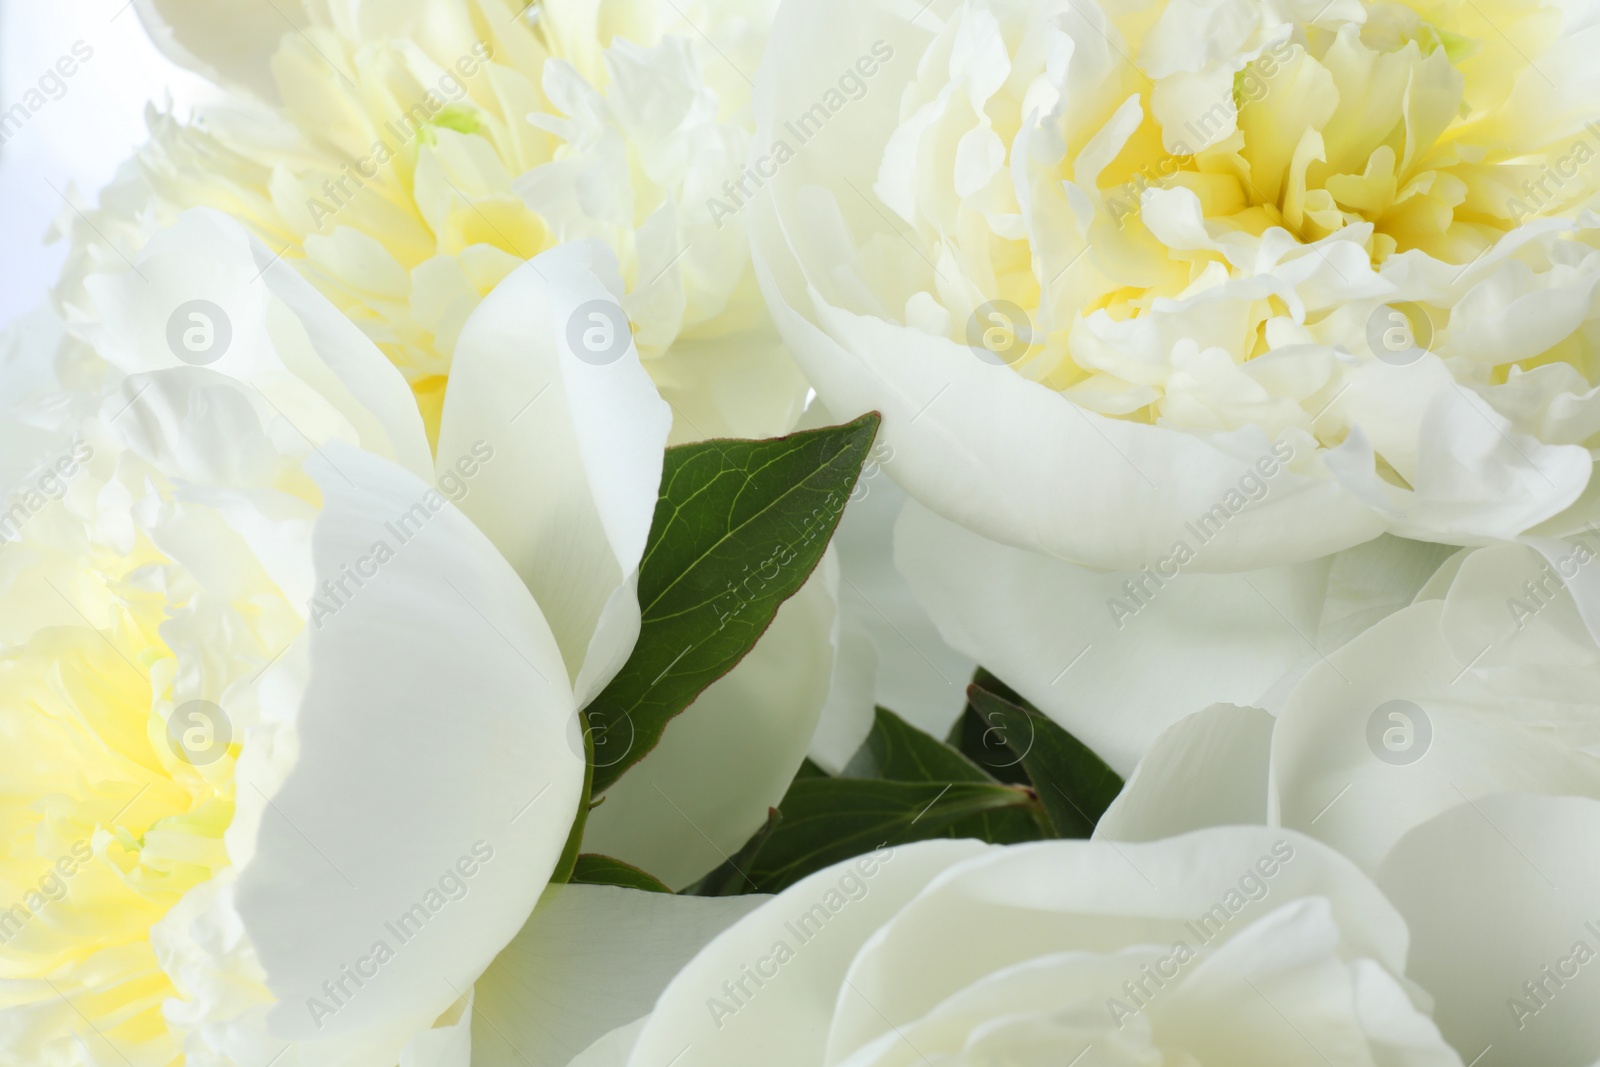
737 778 1038 893
845 706 1049 844
946 673 1034 785
965 683 1124 837
846 706 993 782
587 413 883 793
794 757 832 780
569 854 672 894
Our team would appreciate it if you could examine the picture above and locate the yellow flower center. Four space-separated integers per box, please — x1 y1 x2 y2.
0 461 303 1066
1098 1 1588 268
139 1 763 451
921 0 1600 425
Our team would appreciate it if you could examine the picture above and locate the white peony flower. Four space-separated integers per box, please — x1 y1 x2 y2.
749 0 1600 572
0 201 826 1060
0 212 586 1065
55 0 845 888
70 0 808 449
563 831 1463 1065
1099 538 1600 1063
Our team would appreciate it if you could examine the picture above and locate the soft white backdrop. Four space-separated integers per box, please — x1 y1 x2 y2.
0 0 213 327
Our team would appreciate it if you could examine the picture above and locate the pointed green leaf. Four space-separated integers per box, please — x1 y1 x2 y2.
846 706 1048 844
587 413 882 793
737 777 1038 893
569 854 673 894
846 706 992 782
965 682 1123 837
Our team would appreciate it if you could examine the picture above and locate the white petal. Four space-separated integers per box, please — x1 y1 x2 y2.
826 829 1407 1058
894 499 1329 774
1095 703 1275 842
832 478 976 741
233 443 584 1046
435 242 672 704
759 285 1385 572
624 841 991 1067
1378 793 1600 1067
1273 545 1600 871
398 991 472 1067
471 884 765 1067
133 0 302 99
81 209 432 481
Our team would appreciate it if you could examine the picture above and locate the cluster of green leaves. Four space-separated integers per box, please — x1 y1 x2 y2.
686 674 1125 895
554 410 1125 896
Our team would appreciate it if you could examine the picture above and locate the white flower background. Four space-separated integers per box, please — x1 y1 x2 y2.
0 0 1597 1065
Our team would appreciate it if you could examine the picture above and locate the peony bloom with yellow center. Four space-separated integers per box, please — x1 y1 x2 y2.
61 0 807 452
0 209 592 1065
750 0 1600 571
55 2 847 886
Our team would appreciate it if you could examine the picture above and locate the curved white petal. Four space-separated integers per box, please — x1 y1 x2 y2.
894 499 1330 774
624 840 989 1066
233 443 584 1049
80 208 433 482
1096 703 1275 843
581 556 840 889
1273 543 1600 871
826 830 1407 1058
471 884 765 1067
1378 793 1600 1067
435 243 672 704
831 475 976 741
622 829 1415 1066
133 0 303 100
808 609 880 775
762 277 1387 571
399 990 472 1067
